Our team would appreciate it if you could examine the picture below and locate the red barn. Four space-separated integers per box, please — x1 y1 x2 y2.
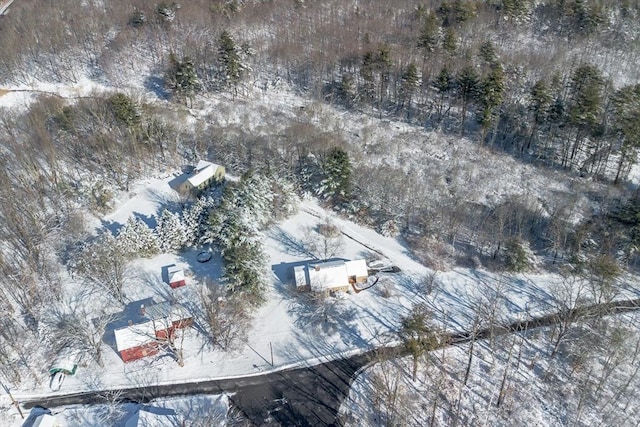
114 321 160 363
145 302 193 339
114 302 193 363
168 267 186 289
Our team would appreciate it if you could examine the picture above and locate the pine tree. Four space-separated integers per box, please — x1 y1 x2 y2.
375 46 393 116
339 72 356 107
528 79 553 151
360 51 376 105
477 63 505 140
456 65 479 135
442 27 458 55
479 40 498 66
203 174 276 303
166 53 201 107
400 62 420 112
107 93 141 129
417 12 439 56
182 196 215 246
117 217 159 258
217 30 244 97
565 64 605 167
155 209 188 252
320 147 352 205
433 66 454 121
613 84 640 183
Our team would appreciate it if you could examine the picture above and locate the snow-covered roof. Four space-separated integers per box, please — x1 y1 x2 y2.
144 302 191 324
307 261 350 292
32 414 56 427
125 407 179 427
345 259 368 278
114 321 156 351
294 259 369 292
168 267 184 283
187 160 222 187
294 265 308 288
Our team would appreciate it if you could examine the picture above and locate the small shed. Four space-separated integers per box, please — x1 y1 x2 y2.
167 266 186 289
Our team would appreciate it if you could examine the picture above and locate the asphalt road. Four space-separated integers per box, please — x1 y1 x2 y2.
22 297 640 426
22 350 380 427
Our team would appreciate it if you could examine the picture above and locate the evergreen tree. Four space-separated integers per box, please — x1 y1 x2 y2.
183 196 215 246
477 63 506 140
613 84 640 183
479 40 498 66
320 147 352 205
339 72 357 107
442 27 458 55
438 0 476 27
108 93 141 129
400 304 440 381
400 62 420 111
360 51 376 105
155 209 188 252
217 30 244 97
456 65 480 135
375 46 393 115
433 66 454 121
565 64 605 167
528 79 553 151
417 12 439 56
204 173 277 303
166 53 201 107
117 217 159 258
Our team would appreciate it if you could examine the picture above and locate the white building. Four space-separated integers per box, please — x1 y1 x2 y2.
294 259 368 294
181 160 225 193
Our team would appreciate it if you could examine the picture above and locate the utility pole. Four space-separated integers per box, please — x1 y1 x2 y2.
270 342 274 367
1 379 24 419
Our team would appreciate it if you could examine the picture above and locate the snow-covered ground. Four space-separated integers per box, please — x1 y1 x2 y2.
3 171 636 426
341 312 640 427
3 393 229 427
1 61 638 426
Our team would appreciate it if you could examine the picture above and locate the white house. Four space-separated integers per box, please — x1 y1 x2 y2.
294 259 369 294
181 160 225 193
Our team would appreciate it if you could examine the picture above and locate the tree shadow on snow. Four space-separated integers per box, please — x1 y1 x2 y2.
144 74 170 100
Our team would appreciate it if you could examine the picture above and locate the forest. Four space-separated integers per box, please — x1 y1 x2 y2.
1 0 640 425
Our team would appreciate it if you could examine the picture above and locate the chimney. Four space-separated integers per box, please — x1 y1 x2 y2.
140 304 145 316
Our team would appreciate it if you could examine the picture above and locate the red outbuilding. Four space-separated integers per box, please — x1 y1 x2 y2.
168 267 186 289
113 302 193 363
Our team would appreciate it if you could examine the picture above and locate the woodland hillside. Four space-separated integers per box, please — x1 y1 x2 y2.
1 1 640 424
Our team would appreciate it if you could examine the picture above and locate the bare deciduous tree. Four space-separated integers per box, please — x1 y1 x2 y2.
198 286 249 352
303 218 344 262
47 291 120 367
